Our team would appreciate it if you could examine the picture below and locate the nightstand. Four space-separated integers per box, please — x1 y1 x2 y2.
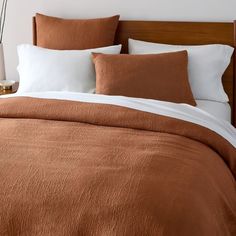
0 82 19 95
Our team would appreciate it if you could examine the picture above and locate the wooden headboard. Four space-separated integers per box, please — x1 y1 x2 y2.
33 18 236 127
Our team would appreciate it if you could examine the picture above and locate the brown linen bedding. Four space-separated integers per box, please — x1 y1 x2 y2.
0 97 235 236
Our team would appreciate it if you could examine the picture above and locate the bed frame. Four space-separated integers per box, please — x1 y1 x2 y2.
33 18 236 127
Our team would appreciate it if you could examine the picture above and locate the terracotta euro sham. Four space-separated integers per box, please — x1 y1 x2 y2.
0 97 235 235
93 51 196 105
35 13 120 50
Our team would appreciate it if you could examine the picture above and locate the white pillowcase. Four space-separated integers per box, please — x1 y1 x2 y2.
17 44 122 93
129 39 234 102
196 100 231 123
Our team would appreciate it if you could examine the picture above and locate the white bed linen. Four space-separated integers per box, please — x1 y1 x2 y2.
196 100 231 123
1 92 236 148
17 44 122 93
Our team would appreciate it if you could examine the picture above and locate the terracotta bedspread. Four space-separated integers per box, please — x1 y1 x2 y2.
0 97 235 236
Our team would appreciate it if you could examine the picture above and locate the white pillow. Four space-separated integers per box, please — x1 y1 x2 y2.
17 44 122 93
129 39 234 102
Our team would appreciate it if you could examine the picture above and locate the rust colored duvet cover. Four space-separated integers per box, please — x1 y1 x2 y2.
0 97 235 236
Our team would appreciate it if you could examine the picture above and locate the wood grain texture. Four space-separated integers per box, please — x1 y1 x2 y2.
33 17 37 45
32 17 236 126
233 21 236 127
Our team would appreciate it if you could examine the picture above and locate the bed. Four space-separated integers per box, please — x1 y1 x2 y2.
0 16 235 235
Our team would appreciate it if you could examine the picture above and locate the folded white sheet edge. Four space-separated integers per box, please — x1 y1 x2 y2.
1 92 235 147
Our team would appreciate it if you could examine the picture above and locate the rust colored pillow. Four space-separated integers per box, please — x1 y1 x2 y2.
35 13 120 50
93 51 196 106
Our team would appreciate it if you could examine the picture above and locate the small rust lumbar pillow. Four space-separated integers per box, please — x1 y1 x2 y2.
35 13 120 50
93 51 196 106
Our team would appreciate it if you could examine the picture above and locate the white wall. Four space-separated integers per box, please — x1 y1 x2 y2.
3 0 236 81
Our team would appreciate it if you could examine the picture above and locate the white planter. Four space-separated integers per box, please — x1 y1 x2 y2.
0 43 6 80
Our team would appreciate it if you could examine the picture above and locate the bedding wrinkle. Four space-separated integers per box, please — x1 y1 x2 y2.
0 97 235 235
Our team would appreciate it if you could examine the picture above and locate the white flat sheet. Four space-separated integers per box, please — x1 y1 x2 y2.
196 100 231 123
1 92 236 148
